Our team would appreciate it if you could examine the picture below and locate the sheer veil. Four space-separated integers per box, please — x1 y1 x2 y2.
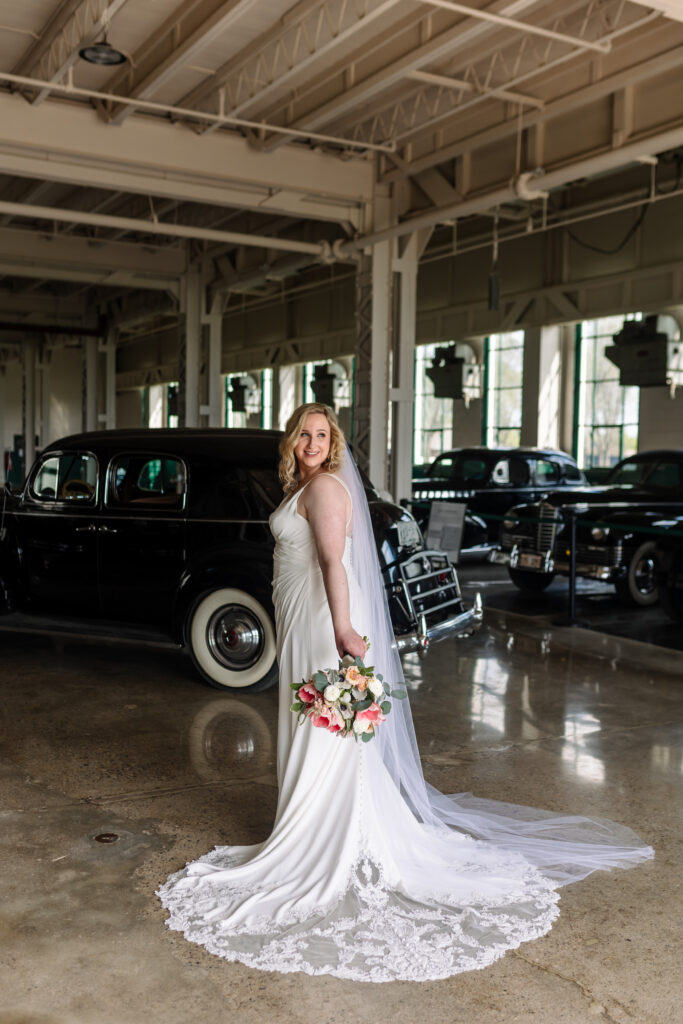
338 443 653 886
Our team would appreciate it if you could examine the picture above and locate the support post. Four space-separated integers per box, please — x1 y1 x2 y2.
203 290 223 427
22 338 36 479
181 269 201 427
390 232 424 503
83 336 98 432
99 328 117 430
352 194 393 489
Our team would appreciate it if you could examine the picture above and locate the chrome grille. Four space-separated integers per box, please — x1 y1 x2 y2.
396 551 462 626
536 503 559 552
553 539 623 567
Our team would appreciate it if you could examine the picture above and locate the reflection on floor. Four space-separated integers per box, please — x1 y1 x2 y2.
0 617 679 1024
459 561 683 652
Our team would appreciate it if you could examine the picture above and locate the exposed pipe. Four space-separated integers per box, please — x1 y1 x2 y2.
417 1 613 53
339 123 683 253
0 70 394 154
0 200 327 258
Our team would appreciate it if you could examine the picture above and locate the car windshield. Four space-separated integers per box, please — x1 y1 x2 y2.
428 453 490 483
606 458 683 490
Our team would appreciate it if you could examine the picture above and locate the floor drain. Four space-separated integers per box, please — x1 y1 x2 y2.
94 832 119 844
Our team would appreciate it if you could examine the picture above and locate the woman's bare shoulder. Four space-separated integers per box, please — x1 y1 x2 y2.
300 473 351 514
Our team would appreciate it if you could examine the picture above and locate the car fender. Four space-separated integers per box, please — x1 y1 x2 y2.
173 545 275 643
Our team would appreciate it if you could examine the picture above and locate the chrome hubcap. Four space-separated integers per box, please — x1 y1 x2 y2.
633 555 656 596
206 605 265 670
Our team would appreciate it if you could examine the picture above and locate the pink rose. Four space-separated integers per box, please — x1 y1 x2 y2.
298 681 318 704
310 706 344 732
356 702 386 725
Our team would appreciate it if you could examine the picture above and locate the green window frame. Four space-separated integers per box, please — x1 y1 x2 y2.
483 332 524 447
413 343 455 468
573 316 640 469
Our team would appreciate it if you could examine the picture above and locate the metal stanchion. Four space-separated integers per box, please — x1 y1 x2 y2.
554 507 589 628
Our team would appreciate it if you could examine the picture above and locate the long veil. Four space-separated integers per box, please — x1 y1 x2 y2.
338 443 653 885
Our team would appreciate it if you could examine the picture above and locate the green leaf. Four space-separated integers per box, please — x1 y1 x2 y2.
391 689 408 699
290 681 301 690
354 698 372 711
380 701 391 715
376 673 383 682
290 702 303 712
361 730 374 743
313 671 328 692
354 656 363 668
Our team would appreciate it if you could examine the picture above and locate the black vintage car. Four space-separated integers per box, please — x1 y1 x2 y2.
0 429 482 692
411 447 586 557
653 516 683 622
492 450 683 606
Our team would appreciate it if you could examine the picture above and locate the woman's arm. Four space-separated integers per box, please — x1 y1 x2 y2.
300 476 366 659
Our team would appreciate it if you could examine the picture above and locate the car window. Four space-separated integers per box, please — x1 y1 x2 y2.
429 456 456 480
535 460 561 485
606 460 650 486
645 461 682 489
561 461 582 482
32 453 97 502
509 458 530 485
249 468 283 515
108 455 185 509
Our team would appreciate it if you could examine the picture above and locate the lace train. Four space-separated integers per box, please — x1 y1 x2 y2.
157 841 561 983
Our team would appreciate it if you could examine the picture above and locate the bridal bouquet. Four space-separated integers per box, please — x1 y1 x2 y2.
289 639 406 743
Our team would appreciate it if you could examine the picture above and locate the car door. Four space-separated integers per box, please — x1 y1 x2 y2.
17 450 100 615
97 452 187 628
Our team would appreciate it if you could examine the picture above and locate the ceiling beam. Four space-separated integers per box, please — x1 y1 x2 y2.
0 225 185 293
175 0 405 124
258 0 543 150
106 0 259 126
383 43 683 183
417 1 611 54
0 92 371 225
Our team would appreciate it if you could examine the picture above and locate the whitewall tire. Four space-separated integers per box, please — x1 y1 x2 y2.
187 587 278 691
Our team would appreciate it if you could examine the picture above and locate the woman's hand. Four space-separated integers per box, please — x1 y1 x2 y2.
335 627 367 661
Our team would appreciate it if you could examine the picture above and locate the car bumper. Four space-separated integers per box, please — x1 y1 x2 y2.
394 593 483 654
491 547 616 582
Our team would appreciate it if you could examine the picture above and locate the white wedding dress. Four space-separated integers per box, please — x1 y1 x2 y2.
157 473 653 982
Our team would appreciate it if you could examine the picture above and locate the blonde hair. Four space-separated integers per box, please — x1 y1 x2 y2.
278 403 346 494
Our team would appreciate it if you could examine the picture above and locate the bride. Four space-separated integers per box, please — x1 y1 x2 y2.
157 402 653 983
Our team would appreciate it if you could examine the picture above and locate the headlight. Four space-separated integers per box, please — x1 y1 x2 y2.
503 517 519 530
591 527 609 541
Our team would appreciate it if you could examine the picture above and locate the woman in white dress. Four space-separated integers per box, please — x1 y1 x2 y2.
157 403 653 983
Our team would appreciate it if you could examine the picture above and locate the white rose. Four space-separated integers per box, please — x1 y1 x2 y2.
340 654 355 668
324 684 341 702
353 717 372 734
368 677 384 698
338 691 351 704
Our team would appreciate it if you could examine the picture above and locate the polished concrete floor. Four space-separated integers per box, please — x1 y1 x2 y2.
1 610 680 1024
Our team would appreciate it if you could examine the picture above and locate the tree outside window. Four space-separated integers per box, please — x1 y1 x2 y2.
574 316 641 469
483 332 524 447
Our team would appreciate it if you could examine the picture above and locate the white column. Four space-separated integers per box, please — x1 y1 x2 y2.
521 326 562 449
84 336 98 432
22 339 36 478
183 270 201 427
202 291 223 427
100 329 117 430
277 364 298 429
390 233 419 503
368 237 392 489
